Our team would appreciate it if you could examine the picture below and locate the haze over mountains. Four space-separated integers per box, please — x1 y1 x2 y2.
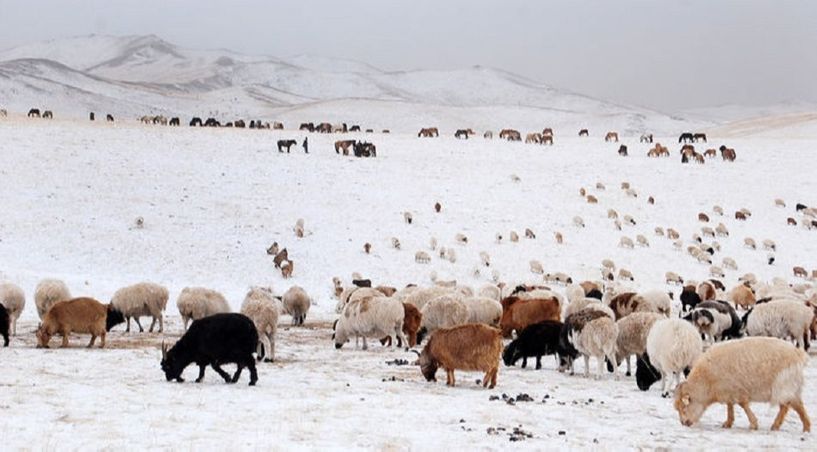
0 34 810 134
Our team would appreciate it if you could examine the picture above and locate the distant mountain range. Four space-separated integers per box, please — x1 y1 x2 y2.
0 34 717 133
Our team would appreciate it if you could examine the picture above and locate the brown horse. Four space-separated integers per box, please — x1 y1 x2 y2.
316 123 332 133
541 134 553 145
278 139 298 153
335 140 356 155
719 145 736 161
272 122 284 130
27 108 40 118
455 129 470 139
500 129 521 141
604 132 619 142
418 127 439 137
693 133 707 143
299 122 315 132
542 127 553 136
704 148 716 158
525 132 542 144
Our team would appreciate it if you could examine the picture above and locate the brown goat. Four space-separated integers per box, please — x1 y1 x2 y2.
273 249 289 268
382 302 422 347
698 213 710 223
36 297 121 348
281 260 294 278
604 132 619 142
418 323 502 388
794 267 808 278
735 211 747 221
499 297 560 337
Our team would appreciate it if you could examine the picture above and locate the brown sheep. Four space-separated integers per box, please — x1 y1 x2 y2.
608 293 637 320
418 324 502 388
434 202 442 213
793 267 808 278
272 248 289 268
499 297 560 338
281 260 294 278
586 195 598 204
735 211 747 221
728 284 756 309
363 243 372 254
788 217 798 226
36 298 124 348
698 213 710 223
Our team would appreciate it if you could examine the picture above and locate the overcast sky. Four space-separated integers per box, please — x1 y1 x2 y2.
0 0 814 112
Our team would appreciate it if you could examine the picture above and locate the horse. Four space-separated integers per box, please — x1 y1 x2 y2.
678 132 694 143
299 122 315 132
277 139 298 153
0 108 7 118
578 129 589 137
541 134 553 145
618 145 628 156
525 132 542 144
273 122 284 130
693 133 707 143
316 123 332 133
354 141 376 157
170 117 180 126
719 145 736 161
639 133 653 143
204 118 220 127
334 140 356 155
189 117 202 127
106 114 114 122
542 127 553 136
500 129 521 141
89 112 95 121
454 129 470 139
604 131 619 142
483 131 493 139
42 110 53 119
235 120 246 128
704 148 716 158
27 108 40 118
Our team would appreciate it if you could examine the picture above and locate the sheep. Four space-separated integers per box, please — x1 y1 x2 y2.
665 271 684 285
382 302 423 348
715 223 729 237
446 248 457 263
596 182 606 190
667 228 680 240
698 212 710 223
701 226 715 238
509 231 519 242
728 284 756 310
788 217 798 226
655 226 665 236
601 268 614 281
740 208 752 217
601 259 616 273
623 214 636 226
266 242 279 256
110 282 169 333
240 287 280 362
477 284 501 301
621 181 630 190
525 228 536 239
464 296 503 326
495 232 503 244
332 277 344 298
579 187 586 197
176 287 231 331
638 318 703 396
648 196 655 205
428 237 437 251
282 286 312 325
634 290 672 317
403 212 413 224
479 251 491 267
613 219 622 231
743 299 812 349
613 312 664 376
636 235 649 247
0 282 25 336
696 281 717 301
434 202 442 213
687 300 742 343
738 273 758 285
762 239 777 252
418 324 503 388
391 237 401 250
625 188 638 198
529 260 544 274
618 268 634 281
35 278 71 319
553 272 573 285
713 205 724 216
573 216 585 228
586 195 598 204
565 313 619 379
36 297 124 348
415 251 431 264
272 248 289 268
722 257 738 270
775 198 787 208
375 286 397 297
564 297 614 320
680 285 701 312
500 296 561 338
794 266 808 278
502 320 562 369
554 232 564 244
403 286 455 311
608 209 618 219
334 296 406 350
281 259 294 278
619 236 634 248
674 337 810 432
454 233 468 245
417 295 469 343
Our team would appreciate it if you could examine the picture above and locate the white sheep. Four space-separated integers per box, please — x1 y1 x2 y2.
722 257 738 270
645 318 703 396
240 287 280 362
701 226 715 238
564 297 613 320
391 237 401 250
715 223 729 237
619 236 634 249
744 299 813 349
429 237 437 250
573 216 585 228
477 284 501 301
713 205 724 216
419 294 469 341
333 296 406 350
176 287 230 331
415 251 431 264
529 260 544 275
636 235 649 247
615 311 664 376
479 251 491 267
510 231 519 242
568 315 619 379
655 226 665 236
744 237 757 249
709 266 725 278
623 214 636 226
282 285 312 325
454 233 468 245
0 282 25 335
633 290 672 317
618 268 634 281
762 239 777 252
34 278 71 320
403 286 454 311
446 248 457 263
608 209 619 219
110 282 169 333
463 296 502 326
601 259 616 272
403 212 414 224
566 284 586 304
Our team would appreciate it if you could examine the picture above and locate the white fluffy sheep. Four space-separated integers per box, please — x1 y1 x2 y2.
573 216 585 228
569 315 619 379
619 236 634 248
282 286 312 325
636 235 649 247
240 287 280 362
479 251 491 267
477 284 501 301
402 286 454 311
615 312 664 376
564 297 613 320
34 278 71 319
645 319 703 396
415 251 431 263
419 294 469 338
110 282 169 333
744 299 813 349
529 260 544 274
463 296 502 326
0 282 25 335
633 290 672 317
334 296 406 350
176 287 230 331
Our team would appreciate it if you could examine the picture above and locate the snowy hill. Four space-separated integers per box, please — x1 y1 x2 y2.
0 34 708 134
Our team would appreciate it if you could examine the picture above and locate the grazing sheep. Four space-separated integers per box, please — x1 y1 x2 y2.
240 287 280 362
503 320 562 369
667 228 680 240
728 284 756 310
636 235 649 247
743 237 757 249
177 287 230 331
334 296 406 350
596 182 606 190
794 267 808 278
625 188 638 198
455 233 468 245
579 188 586 197
428 237 437 251
418 324 503 388
687 300 742 343
696 281 717 301
613 312 664 376
564 313 619 379
762 239 777 252
713 205 724 216
36 298 124 348
500 296 561 338
363 243 372 254
608 209 619 219
715 223 729 237
282 286 312 325
529 260 544 274
701 226 715 238
638 318 703 396
390 237 401 250
110 282 169 333
601 259 616 272
564 297 614 321
586 195 598 204
743 299 812 350
525 228 536 239
788 217 798 226
477 284 501 301
674 337 810 432
698 213 710 223
648 196 655 205
573 216 585 228
709 265 725 278
634 290 673 317
272 248 289 268
736 211 747 221
654 227 665 236
415 251 431 264
623 215 636 226
509 231 519 242
417 295 469 343
0 282 25 336
479 251 491 267
618 269 634 281
464 297 503 326
619 236 635 249
554 232 564 244
722 257 738 270
266 242 279 256
403 287 454 311
403 212 414 224
281 260 294 278
775 198 787 208
34 278 71 319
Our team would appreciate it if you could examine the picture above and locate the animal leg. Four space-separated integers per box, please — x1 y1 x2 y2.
361 337 368 350
789 400 811 432
211 363 232 383
448 369 456 387
87 335 96 348
609 354 619 380
739 402 759 430
521 357 527 369
247 358 258 386
183 317 189 331
722 403 735 428
583 355 590 378
625 356 631 377
231 364 244 383
99 332 105 348
12 317 16 336
149 317 157 333
61 332 70 348
196 364 207 383
133 317 144 332
535 355 542 370
491 367 498 388
125 317 131 333
771 404 790 431
158 315 164 333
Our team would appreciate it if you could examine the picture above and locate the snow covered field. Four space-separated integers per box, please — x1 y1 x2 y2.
1 117 817 449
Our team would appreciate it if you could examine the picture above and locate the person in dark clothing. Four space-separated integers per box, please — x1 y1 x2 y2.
302 137 309 154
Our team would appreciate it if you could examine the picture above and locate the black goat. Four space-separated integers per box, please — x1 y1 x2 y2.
161 313 258 386
503 320 562 369
0 305 9 347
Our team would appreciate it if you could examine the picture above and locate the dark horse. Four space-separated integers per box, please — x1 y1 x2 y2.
678 132 695 143
353 141 376 157
277 139 298 153
189 117 203 127
693 133 707 143
618 145 628 156
28 108 40 118
454 129 469 139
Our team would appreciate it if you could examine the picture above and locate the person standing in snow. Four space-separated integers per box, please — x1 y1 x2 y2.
302 137 309 154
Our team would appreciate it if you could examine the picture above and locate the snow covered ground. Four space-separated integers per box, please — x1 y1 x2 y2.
1 116 817 449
